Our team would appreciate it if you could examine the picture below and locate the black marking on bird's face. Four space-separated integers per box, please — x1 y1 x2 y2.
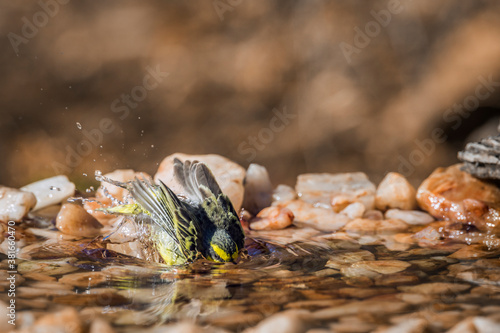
205 229 239 262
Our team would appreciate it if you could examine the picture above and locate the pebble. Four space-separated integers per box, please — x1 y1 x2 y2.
58 271 108 288
343 218 409 237
242 164 273 215
107 241 145 259
272 184 297 203
340 202 366 219
20 175 75 211
447 317 475 333
56 203 103 237
296 172 376 210
250 206 294 230
385 209 434 225
89 318 116 333
312 300 409 320
382 318 427 333
449 244 500 259
0 186 37 222
375 172 417 211
416 164 500 232
244 310 310 333
155 153 246 211
398 282 470 295
473 317 500 332
280 200 350 232
33 307 84 333
18 258 79 276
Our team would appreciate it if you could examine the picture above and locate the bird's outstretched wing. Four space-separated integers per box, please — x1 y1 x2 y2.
173 158 222 204
130 177 200 263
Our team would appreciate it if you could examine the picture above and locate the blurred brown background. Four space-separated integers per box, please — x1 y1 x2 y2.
1 0 500 190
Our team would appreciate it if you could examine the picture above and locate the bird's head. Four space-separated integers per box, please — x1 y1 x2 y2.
206 229 240 263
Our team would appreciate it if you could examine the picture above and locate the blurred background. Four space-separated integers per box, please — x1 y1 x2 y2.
1 0 500 189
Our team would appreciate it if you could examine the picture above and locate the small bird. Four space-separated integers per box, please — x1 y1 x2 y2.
100 159 245 265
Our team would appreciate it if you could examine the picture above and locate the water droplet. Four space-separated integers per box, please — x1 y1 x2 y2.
151 144 154 148
76 122 82 130
50 186 61 191
82 173 87 177
65 107 68 110
138 116 141 119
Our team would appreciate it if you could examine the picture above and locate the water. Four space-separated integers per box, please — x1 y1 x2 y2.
8 214 496 332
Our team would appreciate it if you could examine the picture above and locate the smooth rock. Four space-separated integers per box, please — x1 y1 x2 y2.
473 317 500 333
250 206 294 230
107 241 145 259
385 209 434 225
340 202 366 219
89 318 115 333
382 318 427 333
243 164 273 215
56 203 103 237
34 307 83 333
312 300 409 320
21 175 75 211
376 172 417 211
447 317 475 333
296 172 376 210
272 184 297 203
398 282 470 295
155 153 246 211
18 258 79 276
280 200 350 231
58 271 108 288
417 164 500 232
0 186 37 222
244 310 310 333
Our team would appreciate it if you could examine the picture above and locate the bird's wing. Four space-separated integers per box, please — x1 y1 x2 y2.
173 158 222 204
130 177 199 262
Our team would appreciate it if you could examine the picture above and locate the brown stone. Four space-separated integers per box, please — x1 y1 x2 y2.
56 203 103 237
416 164 500 233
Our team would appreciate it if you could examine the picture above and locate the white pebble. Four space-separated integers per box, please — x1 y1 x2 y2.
0 186 37 222
385 209 435 225
21 175 75 211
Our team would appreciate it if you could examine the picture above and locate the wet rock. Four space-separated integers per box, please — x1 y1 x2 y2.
280 200 350 231
343 218 409 237
26 227 78 241
312 300 409 320
376 172 417 211
89 318 115 333
398 282 470 295
0 186 37 222
206 311 263 330
272 184 297 203
56 203 103 237
474 316 500 333
155 153 246 211
340 202 366 219
34 307 83 333
341 260 410 278
243 164 273 215
396 293 433 304
449 244 500 259
385 209 434 225
103 216 140 243
244 310 310 333
338 287 396 299
21 175 75 211
296 172 376 210
285 299 345 311
382 318 427 333
363 209 384 220
58 271 108 288
107 241 145 259
374 273 420 287
447 317 475 333
250 206 294 230
18 258 79 276
416 164 500 233
330 316 377 333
